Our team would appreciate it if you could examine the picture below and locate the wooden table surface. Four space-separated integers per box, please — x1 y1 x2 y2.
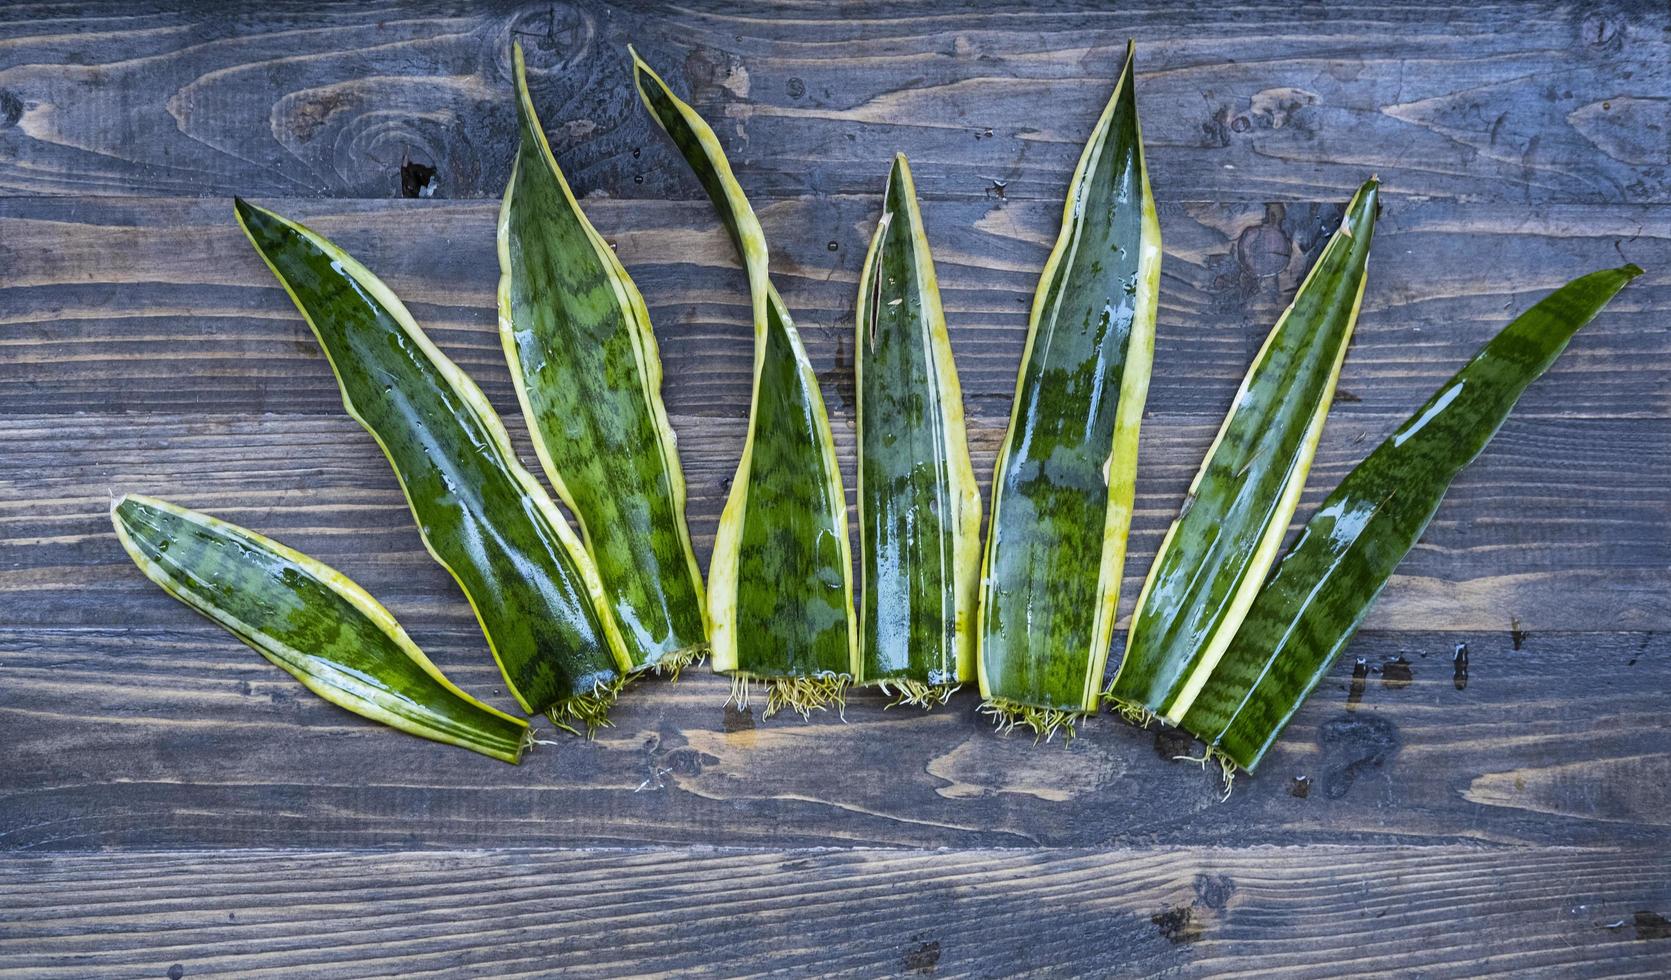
2 1 1668 976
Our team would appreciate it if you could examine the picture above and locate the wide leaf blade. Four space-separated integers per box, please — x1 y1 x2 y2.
499 42 707 676
112 494 530 764
236 200 630 733
631 47 856 717
1188 264 1643 772
1110 179 1378 725
976 41 1162 737
855 153 981 705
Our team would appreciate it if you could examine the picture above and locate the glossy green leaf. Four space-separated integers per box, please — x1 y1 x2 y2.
112 494 530 764
976 42 1161 739
499 43 707 677
236 200 631 734
1183 264 1642 773
631 47 856 717
1109 179 1378 727
855 153 981 706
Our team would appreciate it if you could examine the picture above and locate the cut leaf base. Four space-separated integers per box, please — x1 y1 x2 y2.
978 698 1082 743
546 677 626 738
728 671 851 720
640 644 708 682
871 677 959 710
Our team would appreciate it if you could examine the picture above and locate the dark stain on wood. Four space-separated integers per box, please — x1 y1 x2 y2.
1151 905 1204 944
1319 713 1401 800
1634 911 1671 941
902 939 943 973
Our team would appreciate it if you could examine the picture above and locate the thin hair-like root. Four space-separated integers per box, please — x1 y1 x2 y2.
1172 744 1239 801
1105 694 1157 728
645 643 708 682
545 676 625 739
727 671 851 720
873 677 959 710
978 697 1081 744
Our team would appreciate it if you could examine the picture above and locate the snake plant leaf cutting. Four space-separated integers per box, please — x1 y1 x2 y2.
632 47 857 717
976 41 1161 739
111 494 531 763
499 42 707 677
1182 264 1642 774
854 153 981 707
1108 179 1379 728
236 200 631 735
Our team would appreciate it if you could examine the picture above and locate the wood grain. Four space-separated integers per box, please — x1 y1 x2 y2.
4 405 1666 634
1 624 1665 850
1 2 1666 974
3 196 1665 420
2 845 1668 978
0 1 1664 205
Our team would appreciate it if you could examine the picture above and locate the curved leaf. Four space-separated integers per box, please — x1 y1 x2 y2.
1109 179 1378 725
236 200 630 734
499 42 707 676
1185 264 1642 772
976 41 1162 738
631 47 856 716
112 494 530 764
855 153 981 706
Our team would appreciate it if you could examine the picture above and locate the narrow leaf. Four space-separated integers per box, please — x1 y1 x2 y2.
236 200 631 734
499 42 707 676
1183 264 1642 772
855 153 981 706
112 494 530 764
631 47 856 717
976 41 1162 738
1109 179 1379 726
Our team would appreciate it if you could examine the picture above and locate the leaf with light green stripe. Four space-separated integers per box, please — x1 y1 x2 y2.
631 47 857 717
854 153 981 707
1108 179 1379 727
1183 264 1642 773
112 494 531 764
499 43 707 677
236 200 631 735
976 42 1161 740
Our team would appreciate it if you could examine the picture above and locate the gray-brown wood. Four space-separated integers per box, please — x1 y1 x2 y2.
2 625 1667 850
0 1 1665 205
1 0 1667 976
3 846 1668 978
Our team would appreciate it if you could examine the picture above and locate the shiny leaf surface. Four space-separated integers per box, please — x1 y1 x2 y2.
500 43 707 675
855 153 980 704
976 42 1161 735
1188 265 1642 771
112 494 530 764
1110 180 1379 725
631 47 856 715
236 201 629 731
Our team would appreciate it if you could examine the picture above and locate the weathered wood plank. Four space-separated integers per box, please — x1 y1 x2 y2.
3 406 1666 633
0 1 1664 204
1 844 1667 978
0 624 1663 850
1 196 1665 420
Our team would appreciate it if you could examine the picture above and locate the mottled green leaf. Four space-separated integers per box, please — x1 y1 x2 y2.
855 153 981 706
1109 180 1379 726
113 494 530 764
631 47 856 717
1185 264 1642 772
499 43 707 676
977 42 1161 739
236 200 630 734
